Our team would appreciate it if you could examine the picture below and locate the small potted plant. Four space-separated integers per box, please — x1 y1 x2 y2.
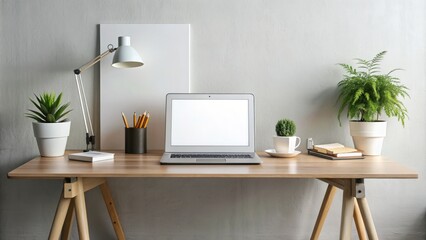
273 119 301 153
26 92 72 157
337 51 409 155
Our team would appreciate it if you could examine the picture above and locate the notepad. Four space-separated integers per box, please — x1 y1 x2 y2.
68 151 114 162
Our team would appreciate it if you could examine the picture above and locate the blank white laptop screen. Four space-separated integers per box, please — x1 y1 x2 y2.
171 99 249 146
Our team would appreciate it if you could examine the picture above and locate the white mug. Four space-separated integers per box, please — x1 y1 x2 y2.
273 136 301 153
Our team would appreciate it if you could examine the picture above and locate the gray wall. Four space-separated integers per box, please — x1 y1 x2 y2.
1 0 425 239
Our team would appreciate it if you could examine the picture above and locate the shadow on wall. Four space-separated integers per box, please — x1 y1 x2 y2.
303 85 347 143
404 211 426 239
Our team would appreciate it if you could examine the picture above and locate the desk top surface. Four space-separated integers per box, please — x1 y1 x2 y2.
8 151 418 179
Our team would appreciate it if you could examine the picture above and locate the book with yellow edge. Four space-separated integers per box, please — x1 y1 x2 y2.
326 147 358 154
312 143 363 159
308 149 363 160
313 143 344 154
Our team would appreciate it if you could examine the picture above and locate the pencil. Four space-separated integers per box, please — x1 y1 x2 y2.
121 112 129 128
142 112 150 128
136 115 142 128
138 113 144 128
133 112 136 128
139 111 147 128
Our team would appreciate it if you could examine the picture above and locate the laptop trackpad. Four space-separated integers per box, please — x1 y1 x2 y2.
196 158 226 163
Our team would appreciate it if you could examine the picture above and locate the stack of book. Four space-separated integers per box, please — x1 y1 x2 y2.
308 143 364 160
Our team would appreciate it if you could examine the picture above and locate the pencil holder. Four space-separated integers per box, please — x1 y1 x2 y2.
125 128 147 154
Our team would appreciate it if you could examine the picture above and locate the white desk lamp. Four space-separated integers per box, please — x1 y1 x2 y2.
74 36 143 151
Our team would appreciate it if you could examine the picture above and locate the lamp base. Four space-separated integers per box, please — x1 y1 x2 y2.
85 133 95 152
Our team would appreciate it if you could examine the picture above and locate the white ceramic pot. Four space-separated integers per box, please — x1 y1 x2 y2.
349 121 387 156
32 121 71 157
273 136 301 153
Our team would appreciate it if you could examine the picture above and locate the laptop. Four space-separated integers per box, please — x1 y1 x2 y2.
160 93 262 164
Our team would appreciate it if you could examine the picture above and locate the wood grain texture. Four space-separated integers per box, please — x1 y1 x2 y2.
74 178 89 240
100 182 125 240
357 198 379 240
61 199 75 240
340 185 355 240
354 200 367 240
8 151 418 179
48 191 71 240
310 185 337 240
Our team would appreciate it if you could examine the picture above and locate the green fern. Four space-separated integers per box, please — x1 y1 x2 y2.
26 92 72 123
337 51 409 126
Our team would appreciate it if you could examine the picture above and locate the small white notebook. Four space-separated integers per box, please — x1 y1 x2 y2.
68 151 114 162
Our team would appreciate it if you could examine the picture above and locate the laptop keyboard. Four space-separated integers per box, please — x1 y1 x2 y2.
171 154 252 159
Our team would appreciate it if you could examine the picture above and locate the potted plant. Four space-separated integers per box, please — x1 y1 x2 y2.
337 51 409 155
26 92 72 157
273 119 301 153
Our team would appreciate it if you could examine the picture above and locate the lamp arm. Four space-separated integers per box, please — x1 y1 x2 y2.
73 44 116 151
74 46 116 74
74 73 94 151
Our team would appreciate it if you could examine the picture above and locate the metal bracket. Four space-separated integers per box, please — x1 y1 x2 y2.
353 179 365 198
64 177 77 183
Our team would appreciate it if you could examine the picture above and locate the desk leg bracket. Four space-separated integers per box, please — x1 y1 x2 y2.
353 179 365 199
64 178 78 199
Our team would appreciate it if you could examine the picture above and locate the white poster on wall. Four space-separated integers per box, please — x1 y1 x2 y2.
100 24 190 150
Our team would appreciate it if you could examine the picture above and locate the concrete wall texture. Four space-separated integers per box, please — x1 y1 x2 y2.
1 1 425 239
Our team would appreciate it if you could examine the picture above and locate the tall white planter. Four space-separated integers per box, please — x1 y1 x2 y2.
32 121 71 157
349 121 387 156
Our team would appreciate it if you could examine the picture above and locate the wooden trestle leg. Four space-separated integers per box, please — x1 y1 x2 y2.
312 179 378 240
48 178 125 240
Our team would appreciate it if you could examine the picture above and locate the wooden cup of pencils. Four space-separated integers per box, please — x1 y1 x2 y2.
122 112 150 154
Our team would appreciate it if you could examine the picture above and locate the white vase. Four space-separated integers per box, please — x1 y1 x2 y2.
349 121 387 156
32 121 71 157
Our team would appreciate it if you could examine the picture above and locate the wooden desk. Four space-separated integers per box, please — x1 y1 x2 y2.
8 151 418 240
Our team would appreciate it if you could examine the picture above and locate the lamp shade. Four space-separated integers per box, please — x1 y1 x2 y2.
112 36 144 68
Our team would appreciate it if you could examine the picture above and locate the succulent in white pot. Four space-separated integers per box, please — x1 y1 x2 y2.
337 51 409 155
273 119 301 153
26 92 72 157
